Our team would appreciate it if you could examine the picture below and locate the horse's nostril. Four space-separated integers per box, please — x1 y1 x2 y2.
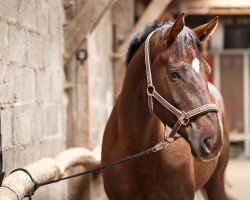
202 137 212 154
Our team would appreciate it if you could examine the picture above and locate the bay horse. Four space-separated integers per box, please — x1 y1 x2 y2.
102 14 230 200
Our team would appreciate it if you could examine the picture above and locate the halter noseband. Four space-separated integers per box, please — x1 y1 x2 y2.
145 30 218 139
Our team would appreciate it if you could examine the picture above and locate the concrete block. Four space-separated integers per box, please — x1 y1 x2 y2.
14 144 40 168
49 5 63 37
8 25 27 63
48 0 62 9
44 105 58 136
35 69 51 102
1 107 13 149
43 38 62 69
0 20 8 60
4 67 35 104
37 0 49 34
13 105 31 145
0 0 19 22
2 148 16 174
19 0 37 30
47 181 68 200
6 66 22 103
27 32 43 68
14 146 30 168
0 65 9 103
36 180 67 200
20 68 36 103
40 136 65 158
49 40 62 69
51 70 64 103
30 104 45 141
43 37 51 68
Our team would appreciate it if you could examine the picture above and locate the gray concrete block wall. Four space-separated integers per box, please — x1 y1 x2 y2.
0 0 68 199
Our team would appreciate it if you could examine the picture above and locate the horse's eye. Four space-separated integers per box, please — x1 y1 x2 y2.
169 70 180 80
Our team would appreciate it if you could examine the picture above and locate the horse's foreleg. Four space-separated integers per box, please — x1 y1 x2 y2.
204 172 227 200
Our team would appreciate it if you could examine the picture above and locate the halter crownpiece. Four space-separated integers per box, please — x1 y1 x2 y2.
144 30 218 140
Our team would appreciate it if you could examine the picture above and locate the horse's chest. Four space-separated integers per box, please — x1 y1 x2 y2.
103 156 195 200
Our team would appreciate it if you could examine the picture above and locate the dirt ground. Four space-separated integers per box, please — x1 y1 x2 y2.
226 159 250 200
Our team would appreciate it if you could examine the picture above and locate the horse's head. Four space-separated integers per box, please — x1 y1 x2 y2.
147 14 223 162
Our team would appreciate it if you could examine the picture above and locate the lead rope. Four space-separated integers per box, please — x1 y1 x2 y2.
4 133 178 200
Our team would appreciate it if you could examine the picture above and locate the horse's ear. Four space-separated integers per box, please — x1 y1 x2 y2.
193 17 219 43
164 13 185 46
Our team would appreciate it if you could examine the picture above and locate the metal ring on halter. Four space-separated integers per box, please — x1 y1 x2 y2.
178 113 190 126
147 85 155 96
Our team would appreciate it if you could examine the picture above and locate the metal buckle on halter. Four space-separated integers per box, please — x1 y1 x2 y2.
178 112 190 126
147 85 155 96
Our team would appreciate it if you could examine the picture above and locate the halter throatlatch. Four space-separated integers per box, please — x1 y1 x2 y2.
145 30 218 140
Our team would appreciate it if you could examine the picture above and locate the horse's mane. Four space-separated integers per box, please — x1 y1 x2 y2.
125 21 170 66
125 21 203 67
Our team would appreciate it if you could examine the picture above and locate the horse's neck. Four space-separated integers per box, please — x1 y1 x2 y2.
117 47 164 148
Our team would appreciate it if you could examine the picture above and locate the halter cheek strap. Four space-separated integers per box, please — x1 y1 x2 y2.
144 30 218 139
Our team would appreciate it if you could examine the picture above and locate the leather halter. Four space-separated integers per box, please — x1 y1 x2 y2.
145 30 218 139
